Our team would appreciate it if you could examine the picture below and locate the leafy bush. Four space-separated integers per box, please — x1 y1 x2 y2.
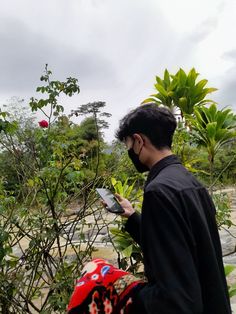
0 66 113 313
213 193 233 229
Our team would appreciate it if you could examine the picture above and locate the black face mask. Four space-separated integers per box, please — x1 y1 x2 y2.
128 147 149 173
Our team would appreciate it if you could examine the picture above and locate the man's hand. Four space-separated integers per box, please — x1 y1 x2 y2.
114 193 135 218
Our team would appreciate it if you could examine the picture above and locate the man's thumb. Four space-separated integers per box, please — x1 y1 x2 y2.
114 193 123 201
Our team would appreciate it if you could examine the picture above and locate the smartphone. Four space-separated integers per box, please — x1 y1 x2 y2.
96 188 124 214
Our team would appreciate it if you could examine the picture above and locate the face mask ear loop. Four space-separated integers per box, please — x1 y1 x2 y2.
138 137 145 157
132 136 144 156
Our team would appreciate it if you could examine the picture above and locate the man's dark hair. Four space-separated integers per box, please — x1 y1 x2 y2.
116 103 177 149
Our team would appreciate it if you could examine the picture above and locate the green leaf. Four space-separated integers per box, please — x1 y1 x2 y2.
208 103 217 120
154 84 168 97
155 75 163 85
204 87 218 94
177 68 187 86
206 122 217 139
187 68 198 87
111 177 117 187
229 287 236 298
27 179 35 187
224 264 236 276
164 69 170 87
178 97 188 112
122 244 133 257
195 79 208 90
167 91 174 97
141 97 159 104
0 111 8 118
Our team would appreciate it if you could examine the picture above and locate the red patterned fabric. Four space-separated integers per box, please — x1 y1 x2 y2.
67 259 144 314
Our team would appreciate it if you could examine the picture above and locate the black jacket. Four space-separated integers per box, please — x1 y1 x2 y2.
125 155 231 314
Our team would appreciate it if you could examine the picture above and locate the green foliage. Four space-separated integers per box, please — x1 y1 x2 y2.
191 145 236 187
188 104 236 162
172 127 209 175
70 101 111 135
142 68 217 115
224 265 236 298
216 143 236 185
109 178 143 274
29 64 80 125
111 177 143 211
0 109 18 134
0 66 113 313
187 104 236 193
70 102 112 183
2 97 36 128
109 227 140 258
78 117 99 141
111 177 135 198
213 193 233 229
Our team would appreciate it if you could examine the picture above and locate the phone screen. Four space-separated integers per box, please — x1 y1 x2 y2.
96 188 124 214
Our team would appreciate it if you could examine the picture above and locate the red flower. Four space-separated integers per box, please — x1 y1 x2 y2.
38 120 49 128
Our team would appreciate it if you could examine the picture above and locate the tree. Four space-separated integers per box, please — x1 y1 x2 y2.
187 103 236 194
142 68 217 116
70 102 111 182
78 117 98 141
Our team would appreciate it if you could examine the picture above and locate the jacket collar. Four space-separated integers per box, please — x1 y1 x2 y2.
145 154 181 187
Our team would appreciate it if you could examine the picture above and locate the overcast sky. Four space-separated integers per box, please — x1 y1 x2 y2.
1 0 236 141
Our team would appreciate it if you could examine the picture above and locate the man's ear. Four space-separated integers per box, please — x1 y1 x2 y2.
133 134 145 152
133 133 145 144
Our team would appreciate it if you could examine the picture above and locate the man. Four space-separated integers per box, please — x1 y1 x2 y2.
115 104 231 313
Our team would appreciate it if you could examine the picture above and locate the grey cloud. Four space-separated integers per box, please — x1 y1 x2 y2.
0 17 119 96
219 50 236 109
213 58 236 110
2 0 232 144
216 1 226 13
187 18 218 43
214 87 236 111
222 49 236 60
165 17 220 71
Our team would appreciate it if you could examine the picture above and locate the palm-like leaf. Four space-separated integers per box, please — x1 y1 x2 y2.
187 104 236 162
142 68 217 115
